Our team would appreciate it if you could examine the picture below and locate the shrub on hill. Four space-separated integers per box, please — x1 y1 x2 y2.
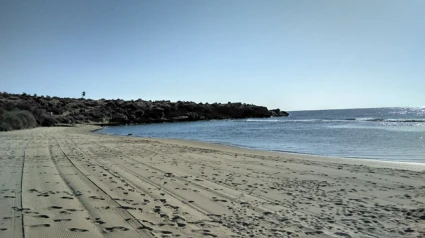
0 110 37 131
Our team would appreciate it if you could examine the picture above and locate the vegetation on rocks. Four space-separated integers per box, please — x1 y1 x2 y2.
0 92 288 131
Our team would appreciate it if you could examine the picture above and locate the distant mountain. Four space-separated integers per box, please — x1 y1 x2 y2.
0 92 288 131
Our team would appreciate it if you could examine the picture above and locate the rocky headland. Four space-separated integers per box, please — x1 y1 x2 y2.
0 92 288 131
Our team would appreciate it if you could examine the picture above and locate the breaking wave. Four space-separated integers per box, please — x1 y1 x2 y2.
349 118 425 123
245 118 425 123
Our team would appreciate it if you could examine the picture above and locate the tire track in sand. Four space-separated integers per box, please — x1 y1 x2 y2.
52 136 155 237
0 135 31 238
63 133 235 237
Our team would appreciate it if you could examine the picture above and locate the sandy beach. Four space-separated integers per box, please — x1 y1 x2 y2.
0 126 424 238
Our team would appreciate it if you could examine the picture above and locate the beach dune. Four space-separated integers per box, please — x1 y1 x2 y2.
0 126 424 238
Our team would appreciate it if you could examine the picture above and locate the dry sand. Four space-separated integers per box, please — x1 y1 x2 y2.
0 126 424 238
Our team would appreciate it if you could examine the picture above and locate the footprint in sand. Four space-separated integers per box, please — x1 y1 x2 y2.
334 232 352 237
177 222 186 228
0 228 8 231
66 208 80 212
49 206 63 209
104 226 130 232
89 196 105 200
61 196 74 200
12 207 31 212
34 215 49 219
138 225 153 231
94 218 106 225
119 206 136 210
53 219 72 222
30 224 51 228
69 228 89 232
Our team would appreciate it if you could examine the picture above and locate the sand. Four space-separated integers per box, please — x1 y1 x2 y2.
0 126 424 238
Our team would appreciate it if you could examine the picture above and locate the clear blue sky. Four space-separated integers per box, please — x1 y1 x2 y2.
1 0 424 110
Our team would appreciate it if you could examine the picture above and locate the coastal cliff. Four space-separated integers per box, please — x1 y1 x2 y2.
0 92 288 131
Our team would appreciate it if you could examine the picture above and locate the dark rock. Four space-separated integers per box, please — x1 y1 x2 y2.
0 93 289 130
269 108 289 117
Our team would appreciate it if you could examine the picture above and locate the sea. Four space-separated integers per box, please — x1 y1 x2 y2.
96 107 425 163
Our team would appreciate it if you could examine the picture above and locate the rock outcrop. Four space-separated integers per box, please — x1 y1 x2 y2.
0 92 288 130
269 108 289 117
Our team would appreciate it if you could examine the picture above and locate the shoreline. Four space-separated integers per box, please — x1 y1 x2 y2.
93 125 425 172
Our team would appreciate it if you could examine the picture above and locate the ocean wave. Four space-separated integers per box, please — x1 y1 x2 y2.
352 118 425 123
246 119 323 123
245 119 280 122
245 118 425 123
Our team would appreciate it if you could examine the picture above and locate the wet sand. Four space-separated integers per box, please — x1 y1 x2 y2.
0 126 424 238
